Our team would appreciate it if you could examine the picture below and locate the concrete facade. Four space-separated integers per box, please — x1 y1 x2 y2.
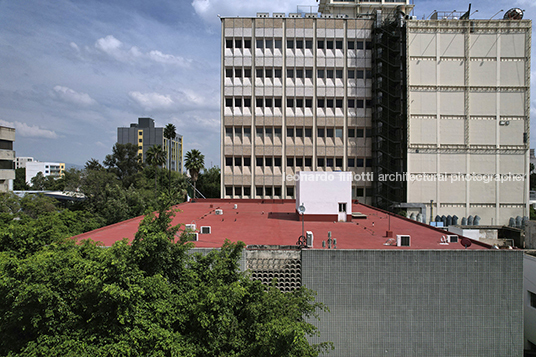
0 126 15 192
14 157 34 169
525 252 536 351
117 117 183 173
25 162 65 185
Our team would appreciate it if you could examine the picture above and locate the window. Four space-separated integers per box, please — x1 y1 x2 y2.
338 202 346 212
317 39 324 49
296 39 303 49
256 157 263 166
274 187 281 196
244 127 251 137
256 69 263 78
235 127 241 136
366 99 373 108
265 39 273 48
305 40 313 49
336 40 343 49
357 158 364 167
244 68 252 77
138 138 142 143
256 39 264 48
295 128 303 137
226 127 232 136
366 158 372 167
226 186 233 196
335 128 343 138
274 127 282 137
296 98 303 108
256 98 263 107
530 291 536 308
244 39 251 48
326 40 333 49
244 157 251 166
244 98 251 107
287 127 294 137
348 158 355 167
305 157 312 167
365 128 373 138
274 157 282 167
356 99 364 108
265 68 272 78
318 128 325 137
287 98 294 108
265 127 272 136
287 39 294 49
265 157 272 166
226 68 233 77
336 69 343 79
305 69 313 78
326 69 334 78
356 70 364 79
317 69 324 78
326 158 333 167
287 187 294 197
327 98 334 108
226 39 233 48
348 70 355 79
235 157 242 166
318 158 324 167
348 128 355 137
235 39 242 48
365 41 373 50
336 158 343 167
256 186 263 196
366 70 373 79
225 98 233 107
274 68 282 78
327 128 334 137
256 127 263 137
234 98 242 107
348 99 355 108
235 187 242 196
305 128 312 137
305 98 312 108
275 39 282 48
287 157 294 167
356 187 364 197
287 69 294 78
296 157 303 167
296 68 303 78
244 187 251 196
318 98 325 108
225 157 233 166
356 40 364 50
336 99 343 108
235 68 242 77
265 98 272 107
348 40 355 50
265 187 272 196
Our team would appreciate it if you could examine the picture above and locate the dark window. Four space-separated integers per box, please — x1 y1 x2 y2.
265 39 273 48
305 40 313 49
274 127 281 137
305 157 312 167
244 186 251 195
338 202 346 212
296 98 303 108
275 98 282 107
296 157 303 166
366 128 373 137
225 127 232 136
287 157 294 167
348 70 355 79
295 128 303 137
365 41 373 50
235 98 242 107
274 157 282 167
256 69 263 78
296 39 303 49
327 128 334 137
366 158 372 167
265 98 272 107
265 127 272 136
244 39 251 48
225 157 233 166
326 158 333 167
305 128 312 137
274 68 282 78
326 40 333 49
265 157 272 167
336 40 343 49
305 69 313 78
348 99 355 108
356 40 364 50
336 158 343 167
287 127 294 137
287 186 294 197
336 69 343 78
287 98 294 107
265 187 272 196
317 98 325 108
348 158 355 167
356 99 364 108
317 40 324 49
235 157 242 166
530 291 536 308
256 128 262 138
265 68 272 78
318 158 325 167
244 127 251 136
356 187 364 196
226 186 233 195
244 68 252 77
287 69 294 78
256 98 263 108
357 158 364 167
226 68 233 77
348 40 355 50
366 70 373 79
256 186 263 196
287 39 294 49
235 127 241 136
275 39 282 48
336 99 343 108
326 69 334 78
366 99 373 108
235 39 242 48
348 128 355 137
305 98 312 108
235 68 242 77
226 39 233 48
244 98 251 107
296 69 303 78
256 39 264 48
356 70 364 79
318 128 325 137
244 157 251 166
138 138 142 143
256 157 263 166
326 99 334 108
274 187 281 196
225 98 233 107
317 69 324 78
235 186 242 196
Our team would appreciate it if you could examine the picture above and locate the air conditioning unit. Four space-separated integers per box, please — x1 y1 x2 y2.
447 235 458 243
185 224 196 231
200 226 211 234
306 231 314 248
215 209 223 215
396 235 410 247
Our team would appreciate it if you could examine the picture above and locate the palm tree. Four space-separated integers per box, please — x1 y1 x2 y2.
163 124 177 194
146 145 166 197
185 149 205 199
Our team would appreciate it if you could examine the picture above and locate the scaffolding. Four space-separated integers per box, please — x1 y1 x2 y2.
371 12 407 210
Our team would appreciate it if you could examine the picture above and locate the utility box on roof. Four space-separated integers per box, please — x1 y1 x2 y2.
295 171 352 222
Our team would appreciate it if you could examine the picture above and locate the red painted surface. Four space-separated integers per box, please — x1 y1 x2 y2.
72 199 490 250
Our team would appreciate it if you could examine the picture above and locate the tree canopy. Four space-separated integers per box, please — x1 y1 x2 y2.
0 200 333 356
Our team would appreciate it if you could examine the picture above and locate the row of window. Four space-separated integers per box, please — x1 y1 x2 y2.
225 156 373 168
225 126 373 138
224 186 367 198
225 97 373 109
225 67 372 80
225 38 373 51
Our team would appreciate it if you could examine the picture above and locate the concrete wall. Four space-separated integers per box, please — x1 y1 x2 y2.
525 221 536 249
525 253 536 350
302 249 523 356
296 171 352 218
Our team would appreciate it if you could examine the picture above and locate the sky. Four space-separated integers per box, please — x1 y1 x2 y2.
0 0 534 169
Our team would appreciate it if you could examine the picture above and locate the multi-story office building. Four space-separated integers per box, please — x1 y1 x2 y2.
0 126 15 192
14 157 34 169
117 117 183 173
25 161 65 185
220 0 531 225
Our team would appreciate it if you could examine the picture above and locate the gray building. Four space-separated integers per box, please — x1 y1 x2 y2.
0 126 15 192
117 117 183 172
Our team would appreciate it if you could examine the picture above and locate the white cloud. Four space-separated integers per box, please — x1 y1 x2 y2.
92 35 191 67
0 119 58 139
52 86 97 106
129 91 175 111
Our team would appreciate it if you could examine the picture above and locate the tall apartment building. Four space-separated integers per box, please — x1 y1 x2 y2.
220 0 531 225
14 157 34 169
117 117 183 172
0 126 15 192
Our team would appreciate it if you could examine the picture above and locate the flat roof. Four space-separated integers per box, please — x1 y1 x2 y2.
72 199 489 250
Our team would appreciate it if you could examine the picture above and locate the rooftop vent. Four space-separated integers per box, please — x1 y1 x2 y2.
289 13 301 18
305 13 318 18
200 226 211 234
256 12 269 18
396 235 411 247
215 209 223 215
447 235 458 243
306 231 314 248
336 14 348 18
321 14 334 18
273 13 285 18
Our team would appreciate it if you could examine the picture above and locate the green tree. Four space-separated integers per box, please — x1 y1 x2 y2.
30 172 47 190
185 149 205 199
103 143 142 188
163 123 177 194
13 168 29 190
145 144 166 197
196 166 220 198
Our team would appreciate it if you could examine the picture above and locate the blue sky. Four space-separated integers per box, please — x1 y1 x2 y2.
0 0 534 169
